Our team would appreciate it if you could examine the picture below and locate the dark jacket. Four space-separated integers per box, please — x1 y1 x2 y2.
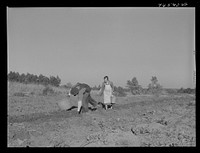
70 83 91 96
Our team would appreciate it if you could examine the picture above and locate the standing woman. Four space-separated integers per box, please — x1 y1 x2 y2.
99 76 114 110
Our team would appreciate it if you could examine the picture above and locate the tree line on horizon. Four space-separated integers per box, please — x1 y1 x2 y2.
8 71 195 96
8 71 61 87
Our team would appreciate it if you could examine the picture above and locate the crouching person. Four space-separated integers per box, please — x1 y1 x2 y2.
70 83 98 114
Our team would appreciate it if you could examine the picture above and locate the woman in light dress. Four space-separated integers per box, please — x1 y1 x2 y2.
98 76 115 110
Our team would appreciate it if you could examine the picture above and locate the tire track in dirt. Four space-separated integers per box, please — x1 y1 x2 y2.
8 95 194 124
8 101 137 124
8 110 80 124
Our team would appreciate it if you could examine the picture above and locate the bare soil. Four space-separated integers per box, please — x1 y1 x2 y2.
8 94 196 147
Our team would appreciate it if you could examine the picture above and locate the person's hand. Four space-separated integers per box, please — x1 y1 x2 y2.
67 91 71 97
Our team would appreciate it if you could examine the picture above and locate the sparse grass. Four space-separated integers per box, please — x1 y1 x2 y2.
51 86 69 95
8 82 45 96
8 81 68 96
42 86 55 96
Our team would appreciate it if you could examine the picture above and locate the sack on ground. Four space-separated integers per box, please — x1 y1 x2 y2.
58 99 72 110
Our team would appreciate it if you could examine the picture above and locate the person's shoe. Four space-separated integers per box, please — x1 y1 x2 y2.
89 107 97 111
97 102 102 105
78 107 82 114
92 107 97 111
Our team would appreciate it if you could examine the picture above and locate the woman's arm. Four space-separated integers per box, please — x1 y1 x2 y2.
98 82 105 96
110 81 114 94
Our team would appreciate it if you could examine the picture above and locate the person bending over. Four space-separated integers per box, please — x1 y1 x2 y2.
69 83 99 114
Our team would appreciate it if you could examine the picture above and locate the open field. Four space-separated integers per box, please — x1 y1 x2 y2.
8 82 196 147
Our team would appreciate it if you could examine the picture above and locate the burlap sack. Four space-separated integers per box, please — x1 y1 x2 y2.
58 95 78 110
58 99 72 110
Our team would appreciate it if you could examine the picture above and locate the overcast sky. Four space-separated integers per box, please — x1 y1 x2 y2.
8 7 195 88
